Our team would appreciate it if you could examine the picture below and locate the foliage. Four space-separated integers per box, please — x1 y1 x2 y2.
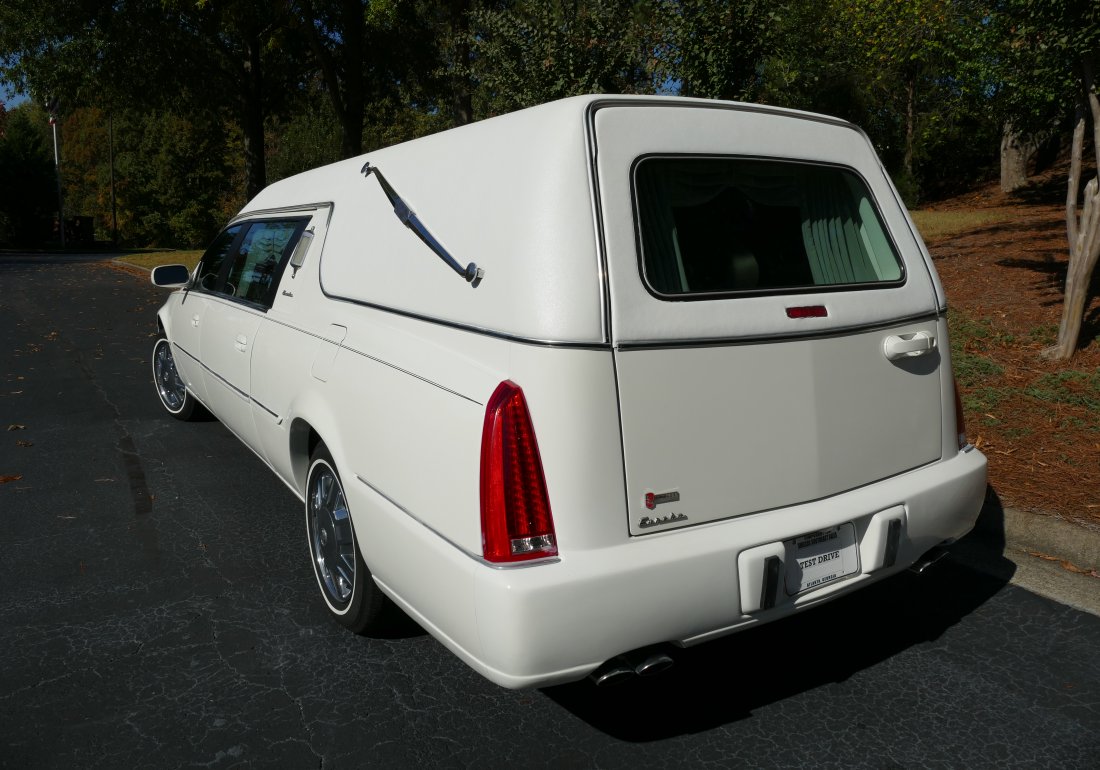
0 0 1097 248
659 0 782 101
0 103 56 246
467 0 660 116
110 109 235 248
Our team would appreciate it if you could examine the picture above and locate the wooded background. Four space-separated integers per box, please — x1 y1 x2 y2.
0 0 1097 250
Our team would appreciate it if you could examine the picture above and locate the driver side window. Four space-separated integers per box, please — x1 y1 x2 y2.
223 220 306 306
196 224 243 292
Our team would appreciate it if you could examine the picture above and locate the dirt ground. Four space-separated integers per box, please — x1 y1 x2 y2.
921 177 1100 531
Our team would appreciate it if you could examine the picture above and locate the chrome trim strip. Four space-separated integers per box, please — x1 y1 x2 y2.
340 344 482 406
320 293 613 350
355 475 560 570
231 201 335 224
586 96 859 131
614 311 942 351
582 101 613 345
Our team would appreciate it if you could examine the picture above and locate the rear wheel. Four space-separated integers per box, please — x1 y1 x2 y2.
152 334 208 421
306 444 386 633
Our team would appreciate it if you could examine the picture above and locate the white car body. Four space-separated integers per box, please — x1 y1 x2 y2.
152 95 987 688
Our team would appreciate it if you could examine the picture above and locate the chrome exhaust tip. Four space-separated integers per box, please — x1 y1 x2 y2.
908 547 949 575
589 656 636 687
634 652 674 677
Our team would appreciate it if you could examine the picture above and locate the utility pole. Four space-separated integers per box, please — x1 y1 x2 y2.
108 112 117 245
46 96 65 249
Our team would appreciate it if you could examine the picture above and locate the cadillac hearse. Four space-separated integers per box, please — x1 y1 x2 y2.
150 95 988 688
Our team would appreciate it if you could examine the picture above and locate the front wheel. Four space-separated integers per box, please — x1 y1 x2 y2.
152 334 208 421
306 444 386 633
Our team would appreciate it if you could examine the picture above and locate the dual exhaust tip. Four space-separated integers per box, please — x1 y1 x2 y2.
590 548 950 687
589 649 675 687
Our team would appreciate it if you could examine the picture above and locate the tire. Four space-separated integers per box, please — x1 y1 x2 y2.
306 444 387 634
152 334 209 421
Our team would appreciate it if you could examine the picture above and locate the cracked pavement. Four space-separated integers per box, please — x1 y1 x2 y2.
1 255 1098 768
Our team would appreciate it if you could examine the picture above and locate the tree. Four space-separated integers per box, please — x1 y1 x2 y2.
0 104 57 245
291 0 440 157
838 0 993 193
0 0 307 200
1000 1 1100 359
660 0 781 101
466 0 660 117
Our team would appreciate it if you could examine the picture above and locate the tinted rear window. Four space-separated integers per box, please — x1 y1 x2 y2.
634 157 904 297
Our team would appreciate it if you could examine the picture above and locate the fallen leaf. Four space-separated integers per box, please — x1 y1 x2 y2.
94 478 115 483
16 440 32 448
57 515 76 520
0 474 24 484
7 424 26 431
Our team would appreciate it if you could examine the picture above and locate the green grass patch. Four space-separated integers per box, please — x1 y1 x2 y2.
1025 370 1100 410
962 387 1008 414
1027 324 1059 346
115 250 203 271
909 208 1016 241
948 309 1005 388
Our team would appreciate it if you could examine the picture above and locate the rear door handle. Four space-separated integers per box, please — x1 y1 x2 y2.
191 314 200 328
883 332 936 360
235 334 248 352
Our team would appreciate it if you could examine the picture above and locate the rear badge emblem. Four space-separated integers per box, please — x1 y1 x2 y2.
644 490 680 510
639 512 689 529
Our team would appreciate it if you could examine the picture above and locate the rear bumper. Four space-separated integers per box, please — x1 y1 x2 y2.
368 448 987 689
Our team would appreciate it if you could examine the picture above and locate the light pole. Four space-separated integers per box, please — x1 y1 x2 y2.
46 96 65 248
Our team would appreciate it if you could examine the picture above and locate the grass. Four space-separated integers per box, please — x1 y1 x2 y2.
115 249 204 271
947 310 1005 387
909 208 1017 241
1025 370 1100 410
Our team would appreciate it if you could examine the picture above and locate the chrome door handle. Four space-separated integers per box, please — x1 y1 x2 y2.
883 332 936 360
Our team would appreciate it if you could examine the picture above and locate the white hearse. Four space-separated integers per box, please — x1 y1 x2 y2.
151 94 987 689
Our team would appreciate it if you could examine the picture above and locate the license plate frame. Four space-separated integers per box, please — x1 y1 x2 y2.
784 523 859 595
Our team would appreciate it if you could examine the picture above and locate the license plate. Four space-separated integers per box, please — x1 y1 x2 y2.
784 523 859 595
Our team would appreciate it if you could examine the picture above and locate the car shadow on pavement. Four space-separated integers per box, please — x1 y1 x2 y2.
544 487 1016 741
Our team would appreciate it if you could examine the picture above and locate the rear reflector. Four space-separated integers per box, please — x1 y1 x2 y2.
786 305 828 319
953 376 969 450
480 381 558 563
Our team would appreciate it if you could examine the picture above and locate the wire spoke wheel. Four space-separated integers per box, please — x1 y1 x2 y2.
153 338 186 413
305 445 387 633
309 463 356 609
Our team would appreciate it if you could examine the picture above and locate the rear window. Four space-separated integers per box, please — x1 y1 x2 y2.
634 157 904 297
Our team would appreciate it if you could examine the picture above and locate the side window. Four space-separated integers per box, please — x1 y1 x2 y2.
196 224 243 291
221 219 308 308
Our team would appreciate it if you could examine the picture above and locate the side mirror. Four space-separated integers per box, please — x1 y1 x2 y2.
289 229 314 276
151 264 192 288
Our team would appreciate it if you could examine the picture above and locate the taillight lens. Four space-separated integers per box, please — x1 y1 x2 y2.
953 376 969 450
480 381 558 563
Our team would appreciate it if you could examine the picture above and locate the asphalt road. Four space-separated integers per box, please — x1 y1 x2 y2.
2 255 1098 768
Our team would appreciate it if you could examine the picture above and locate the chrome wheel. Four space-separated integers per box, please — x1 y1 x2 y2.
308 459 356 610
153 337 186 413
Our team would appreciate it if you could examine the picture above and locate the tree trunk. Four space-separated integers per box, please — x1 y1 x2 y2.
338 0 365 158
241 33 267 199
1044 54 1100 360
1000 122 1035 193
903 76 915 179
450 0 473 127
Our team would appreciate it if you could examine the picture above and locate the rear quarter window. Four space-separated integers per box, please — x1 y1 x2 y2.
633 157 904 298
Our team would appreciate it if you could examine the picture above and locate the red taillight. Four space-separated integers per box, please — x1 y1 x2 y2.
480 381 558 563
786 305 828 319
953 376 969 450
